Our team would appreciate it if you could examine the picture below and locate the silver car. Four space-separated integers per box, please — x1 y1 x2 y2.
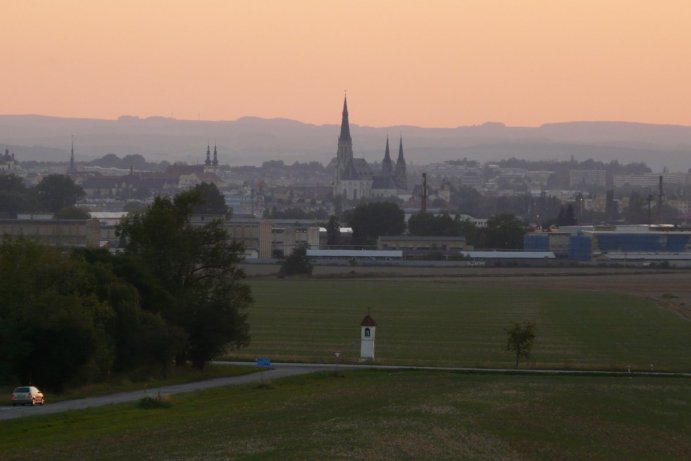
11 386 45 406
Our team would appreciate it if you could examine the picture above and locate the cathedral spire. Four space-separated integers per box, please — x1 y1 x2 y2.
205 144 211 166
381 136 393 175
339 95 351 141
213 144 218 166
394 135 407 190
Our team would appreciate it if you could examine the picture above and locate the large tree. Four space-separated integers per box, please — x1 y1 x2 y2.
0 240 114 391
408 213 461 236
279 246 313 277
0 174 34 217
116 189 251 369
35 174 85 213
191 182 229 216
484 214 526 249
325 215 340 246
347 202 405 246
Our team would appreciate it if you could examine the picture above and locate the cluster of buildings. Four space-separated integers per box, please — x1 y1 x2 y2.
525 225 691 266
0 148 18 173
4 95 691 266
332 97 408 201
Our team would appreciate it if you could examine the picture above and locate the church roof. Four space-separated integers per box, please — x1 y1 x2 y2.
360 314 377 327
341 158 360 180
372 174 397 190
166 164 205 176
352 158 373 178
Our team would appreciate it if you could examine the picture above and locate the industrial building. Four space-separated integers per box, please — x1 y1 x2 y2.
525 225 691 265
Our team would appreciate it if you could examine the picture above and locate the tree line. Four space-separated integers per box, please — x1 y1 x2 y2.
0 173 86 217
0 187 250 391
331 202 526 249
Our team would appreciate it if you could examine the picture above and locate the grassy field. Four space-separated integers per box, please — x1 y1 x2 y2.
225 280 691 371
2 370 690 461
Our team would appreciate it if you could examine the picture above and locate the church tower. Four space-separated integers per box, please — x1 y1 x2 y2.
205 144 211 166
212 144 219 167
394 136 407 190
381 136 394 176
334 95 356 190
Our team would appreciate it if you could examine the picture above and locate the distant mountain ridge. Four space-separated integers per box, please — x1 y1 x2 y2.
1 115 690 171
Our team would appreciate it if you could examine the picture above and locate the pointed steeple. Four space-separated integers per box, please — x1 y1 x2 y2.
339 95 351 141
334 95 356 191
381 136 394 176
394 136 407 190
212 144 218 166
205 144 211 166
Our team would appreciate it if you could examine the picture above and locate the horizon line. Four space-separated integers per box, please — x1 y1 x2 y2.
1 113 691 131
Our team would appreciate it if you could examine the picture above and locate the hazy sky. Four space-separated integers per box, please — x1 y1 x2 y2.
2 0 690 127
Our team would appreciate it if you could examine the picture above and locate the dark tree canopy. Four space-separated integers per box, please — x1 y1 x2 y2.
556 204 577 226
0 241 110 389
35 174 85 213
408 213 462 236
117 189 251 369
190 182 228 216
484 214 526 249
279 246 313 277
505 322 536 367
0 239 194 391
347 202 405 246
325 215 340 246
0 174 34 217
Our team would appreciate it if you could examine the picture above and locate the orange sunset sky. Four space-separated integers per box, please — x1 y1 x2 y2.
1 0 690 127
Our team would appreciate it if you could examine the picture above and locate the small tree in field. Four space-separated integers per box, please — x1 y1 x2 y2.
279 247 313 277
505 322 536 367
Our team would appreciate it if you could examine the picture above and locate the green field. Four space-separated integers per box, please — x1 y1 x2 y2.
2 371 690 461
228 280 691 371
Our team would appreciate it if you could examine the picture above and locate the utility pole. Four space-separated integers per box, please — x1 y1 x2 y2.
657 175 664 222
647 194 654 226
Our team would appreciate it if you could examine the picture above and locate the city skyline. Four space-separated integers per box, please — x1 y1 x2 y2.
2 1 691 128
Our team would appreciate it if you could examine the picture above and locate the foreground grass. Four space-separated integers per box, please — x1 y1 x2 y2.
1 364 257 405
2 371 690 461
229 280 691 371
